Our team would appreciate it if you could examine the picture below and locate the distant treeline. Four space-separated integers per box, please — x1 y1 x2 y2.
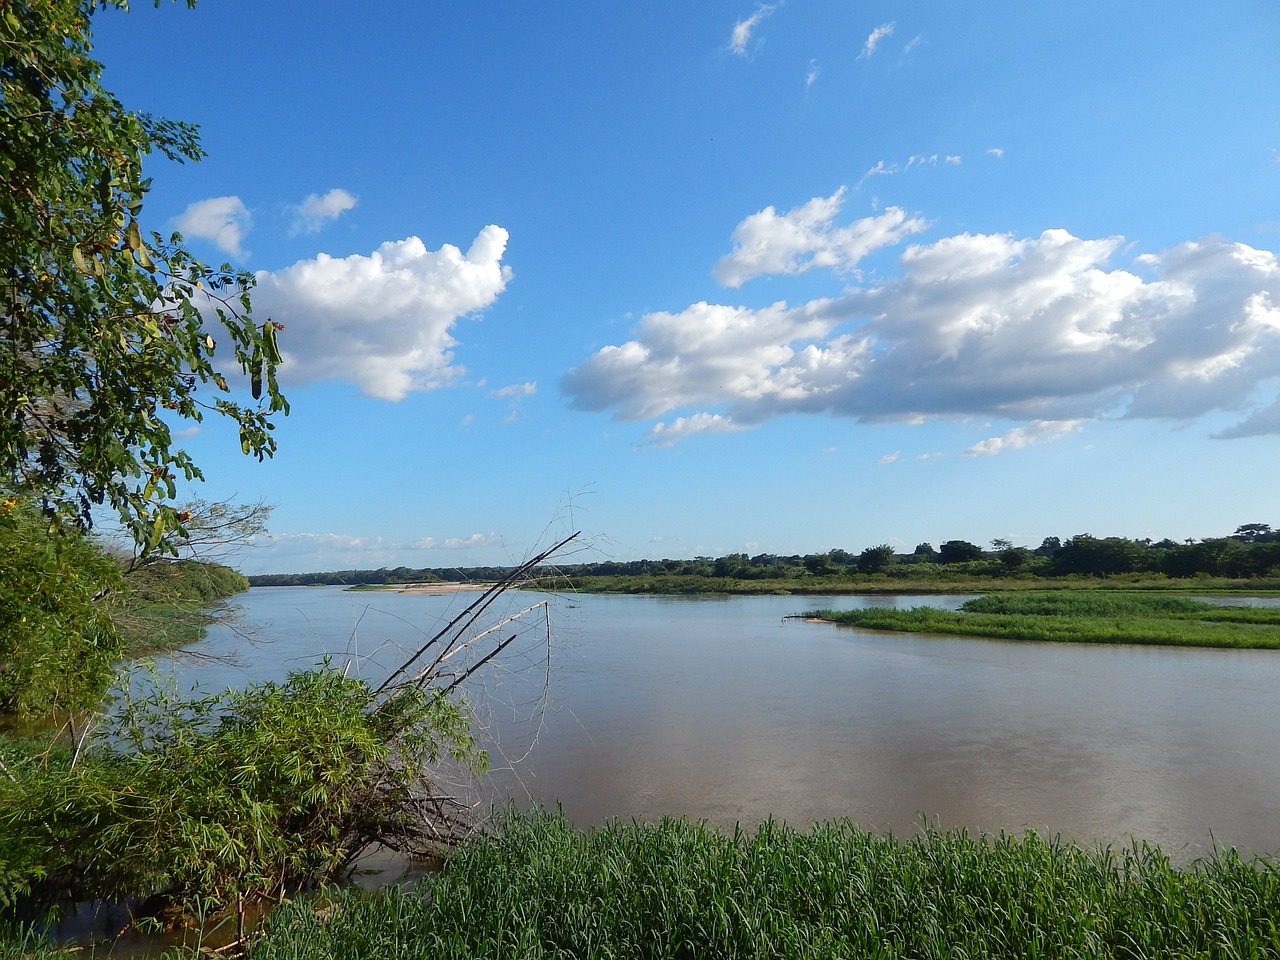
249 524 1280 586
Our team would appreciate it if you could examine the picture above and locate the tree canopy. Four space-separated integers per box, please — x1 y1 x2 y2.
0 0 287 555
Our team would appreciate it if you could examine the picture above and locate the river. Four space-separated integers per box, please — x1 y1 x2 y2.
149 585 1280 862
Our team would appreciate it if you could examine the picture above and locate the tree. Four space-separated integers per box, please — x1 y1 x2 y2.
1 0 288 556
0 496 124 714
1051 534 1149 577
938 539 983 564
1035 536 1062 557
1231 523 1275 543
912 542 937 562
857 544 897 574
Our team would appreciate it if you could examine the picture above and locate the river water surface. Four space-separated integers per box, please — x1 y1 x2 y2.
153 586 1280 862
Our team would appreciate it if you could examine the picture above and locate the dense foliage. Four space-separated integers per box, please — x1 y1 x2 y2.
248 524 1280 589
0 0 287 555
0 666 484 920
0 493 248 715
0 496 124 715
243 810 1280 960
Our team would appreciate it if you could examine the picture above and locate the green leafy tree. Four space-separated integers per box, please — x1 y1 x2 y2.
938 539 984 564
857 544 897 574
0 496 124 715
1 0 287 555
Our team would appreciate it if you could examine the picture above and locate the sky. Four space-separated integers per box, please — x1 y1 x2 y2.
89 0 1280 575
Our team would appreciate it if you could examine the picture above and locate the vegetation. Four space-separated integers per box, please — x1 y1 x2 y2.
806 591 1280 649
0 534 576 947
0 667 483 925
0 498 125 716
0 494 249 717
237 810 1280 960
247 525 1280 594
1 0 287 555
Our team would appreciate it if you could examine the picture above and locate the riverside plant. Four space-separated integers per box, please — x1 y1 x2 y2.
0 533 580 937
243 810 1280 960
805 590 1280 649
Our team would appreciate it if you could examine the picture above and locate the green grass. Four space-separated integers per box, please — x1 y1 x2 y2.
238 810 1280 960
806 591 1280 649
544 573 1280 597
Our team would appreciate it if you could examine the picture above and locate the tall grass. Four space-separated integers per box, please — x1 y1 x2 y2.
806 591 1280 648
243 810 1280 960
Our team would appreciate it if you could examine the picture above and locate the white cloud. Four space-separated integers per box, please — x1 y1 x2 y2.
252 226 512 401
290 188 358 235
856 153 963 188
806 59 819 89
175 196 252 257
878 451 900 464
563 211 1280 444
964 420 1082 456
242 529 507 574
639 413 746 448
492 381 537 399
730 3 777 56
411 532 502 550
713 187 927 287
987 147 1005 158
860 22 894 59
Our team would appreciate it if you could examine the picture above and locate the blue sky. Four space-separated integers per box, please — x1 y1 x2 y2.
92 0 1279 574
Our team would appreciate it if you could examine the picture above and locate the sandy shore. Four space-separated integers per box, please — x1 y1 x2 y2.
391 582 496 594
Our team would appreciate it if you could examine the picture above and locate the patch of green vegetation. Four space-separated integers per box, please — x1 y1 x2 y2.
807 591 1280 648
241 810 1280 959
0 666 483 927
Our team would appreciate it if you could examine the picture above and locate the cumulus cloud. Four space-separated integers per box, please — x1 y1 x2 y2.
713 188 926 287
965 420 1082 456
290 188 358 235
411 532 502 550
730 3 778 55
252 226 512 401
860 22 894 59
639 413 747 448
563 208 1280 445
245 530 505 573
492 381 537 399
175 196 251 257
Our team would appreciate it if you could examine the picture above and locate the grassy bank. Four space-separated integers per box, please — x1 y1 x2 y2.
806 591 1280 649
230 811 1280 959
8 811 1280 957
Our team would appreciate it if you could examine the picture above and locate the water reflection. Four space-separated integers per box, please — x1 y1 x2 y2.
149 587 1280 862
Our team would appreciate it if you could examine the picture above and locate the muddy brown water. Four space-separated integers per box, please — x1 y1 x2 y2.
52 586 1280 953
147 586 1280 860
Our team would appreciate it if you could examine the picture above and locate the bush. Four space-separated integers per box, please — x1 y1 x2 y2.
0 498 125 715
0 665 486 919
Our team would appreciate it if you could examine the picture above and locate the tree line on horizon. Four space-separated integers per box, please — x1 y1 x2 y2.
247 524 1280 587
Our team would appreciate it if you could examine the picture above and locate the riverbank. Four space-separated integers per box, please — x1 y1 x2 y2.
805 590 1280 648
10 811 1279 959
346 582 496 594
233 812 1280 958
541 572 1280 596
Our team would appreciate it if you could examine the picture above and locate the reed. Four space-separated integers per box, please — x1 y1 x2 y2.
240 810 1280 960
